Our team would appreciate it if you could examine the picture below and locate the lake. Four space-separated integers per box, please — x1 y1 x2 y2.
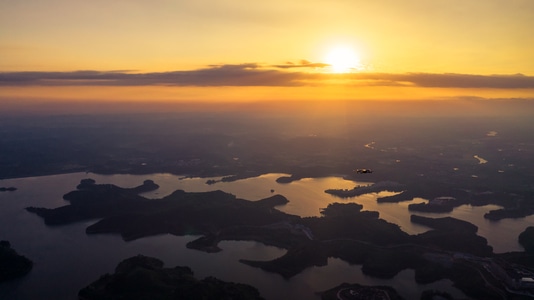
1 172 532 299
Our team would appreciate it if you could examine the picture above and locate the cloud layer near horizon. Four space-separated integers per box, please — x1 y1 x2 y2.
1 64 534 89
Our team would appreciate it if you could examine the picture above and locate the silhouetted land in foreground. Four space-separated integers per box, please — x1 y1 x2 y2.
4 101 534 299
26 179 534 299
0 240 32 283
519 227 534 253
319 282 405 300
79 255 264 300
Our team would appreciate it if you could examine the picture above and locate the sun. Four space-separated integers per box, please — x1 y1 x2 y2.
325 46 361 73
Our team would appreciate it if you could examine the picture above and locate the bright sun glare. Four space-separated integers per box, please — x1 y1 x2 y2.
325 46 361 73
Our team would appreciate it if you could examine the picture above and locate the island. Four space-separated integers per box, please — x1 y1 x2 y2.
78 255 264 300
26 179 534 299
324 181 404 198
0 240 33 283
27 179 302 248
485 207 534 221
416 191 531 222
326 181 534 224
410 215 478 233
0 187 17 192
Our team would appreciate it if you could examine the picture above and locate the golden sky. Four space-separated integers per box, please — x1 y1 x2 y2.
1 0 534 108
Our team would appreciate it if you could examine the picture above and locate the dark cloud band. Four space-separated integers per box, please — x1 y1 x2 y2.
1 65 533 89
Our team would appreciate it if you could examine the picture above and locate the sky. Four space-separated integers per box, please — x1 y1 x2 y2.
1 0 534 110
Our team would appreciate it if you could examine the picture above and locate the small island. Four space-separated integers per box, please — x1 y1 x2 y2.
324 181 404 198
408 197 465 213
0 240 33 283
410 215 478 233
79 255 264 300
0 187 17 192
485 207 534 221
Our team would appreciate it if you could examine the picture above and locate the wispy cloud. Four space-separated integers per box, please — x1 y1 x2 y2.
272 60 330 69
357 73 534 89
1 64 533 89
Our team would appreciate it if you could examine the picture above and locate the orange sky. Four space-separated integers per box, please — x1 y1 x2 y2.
1 0 534 109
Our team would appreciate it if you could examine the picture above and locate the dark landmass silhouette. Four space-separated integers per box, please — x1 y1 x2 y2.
319 282 404 300
3 103 534 299
485 207 534 221
336 185 526 222
420 290 456 300
27 179 302 248
27 179 159 226
519 227 534 253
410 215 478 233
25 179 528 299
0 240 32 283
325 181 405 198
0 187 17 192
78 255 264 300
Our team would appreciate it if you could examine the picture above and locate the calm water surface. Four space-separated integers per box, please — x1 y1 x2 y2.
1 172 532 299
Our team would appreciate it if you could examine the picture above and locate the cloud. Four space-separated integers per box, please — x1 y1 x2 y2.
359 73 534 89
272 60 330 69
1 65 534 89
0 65 303 87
